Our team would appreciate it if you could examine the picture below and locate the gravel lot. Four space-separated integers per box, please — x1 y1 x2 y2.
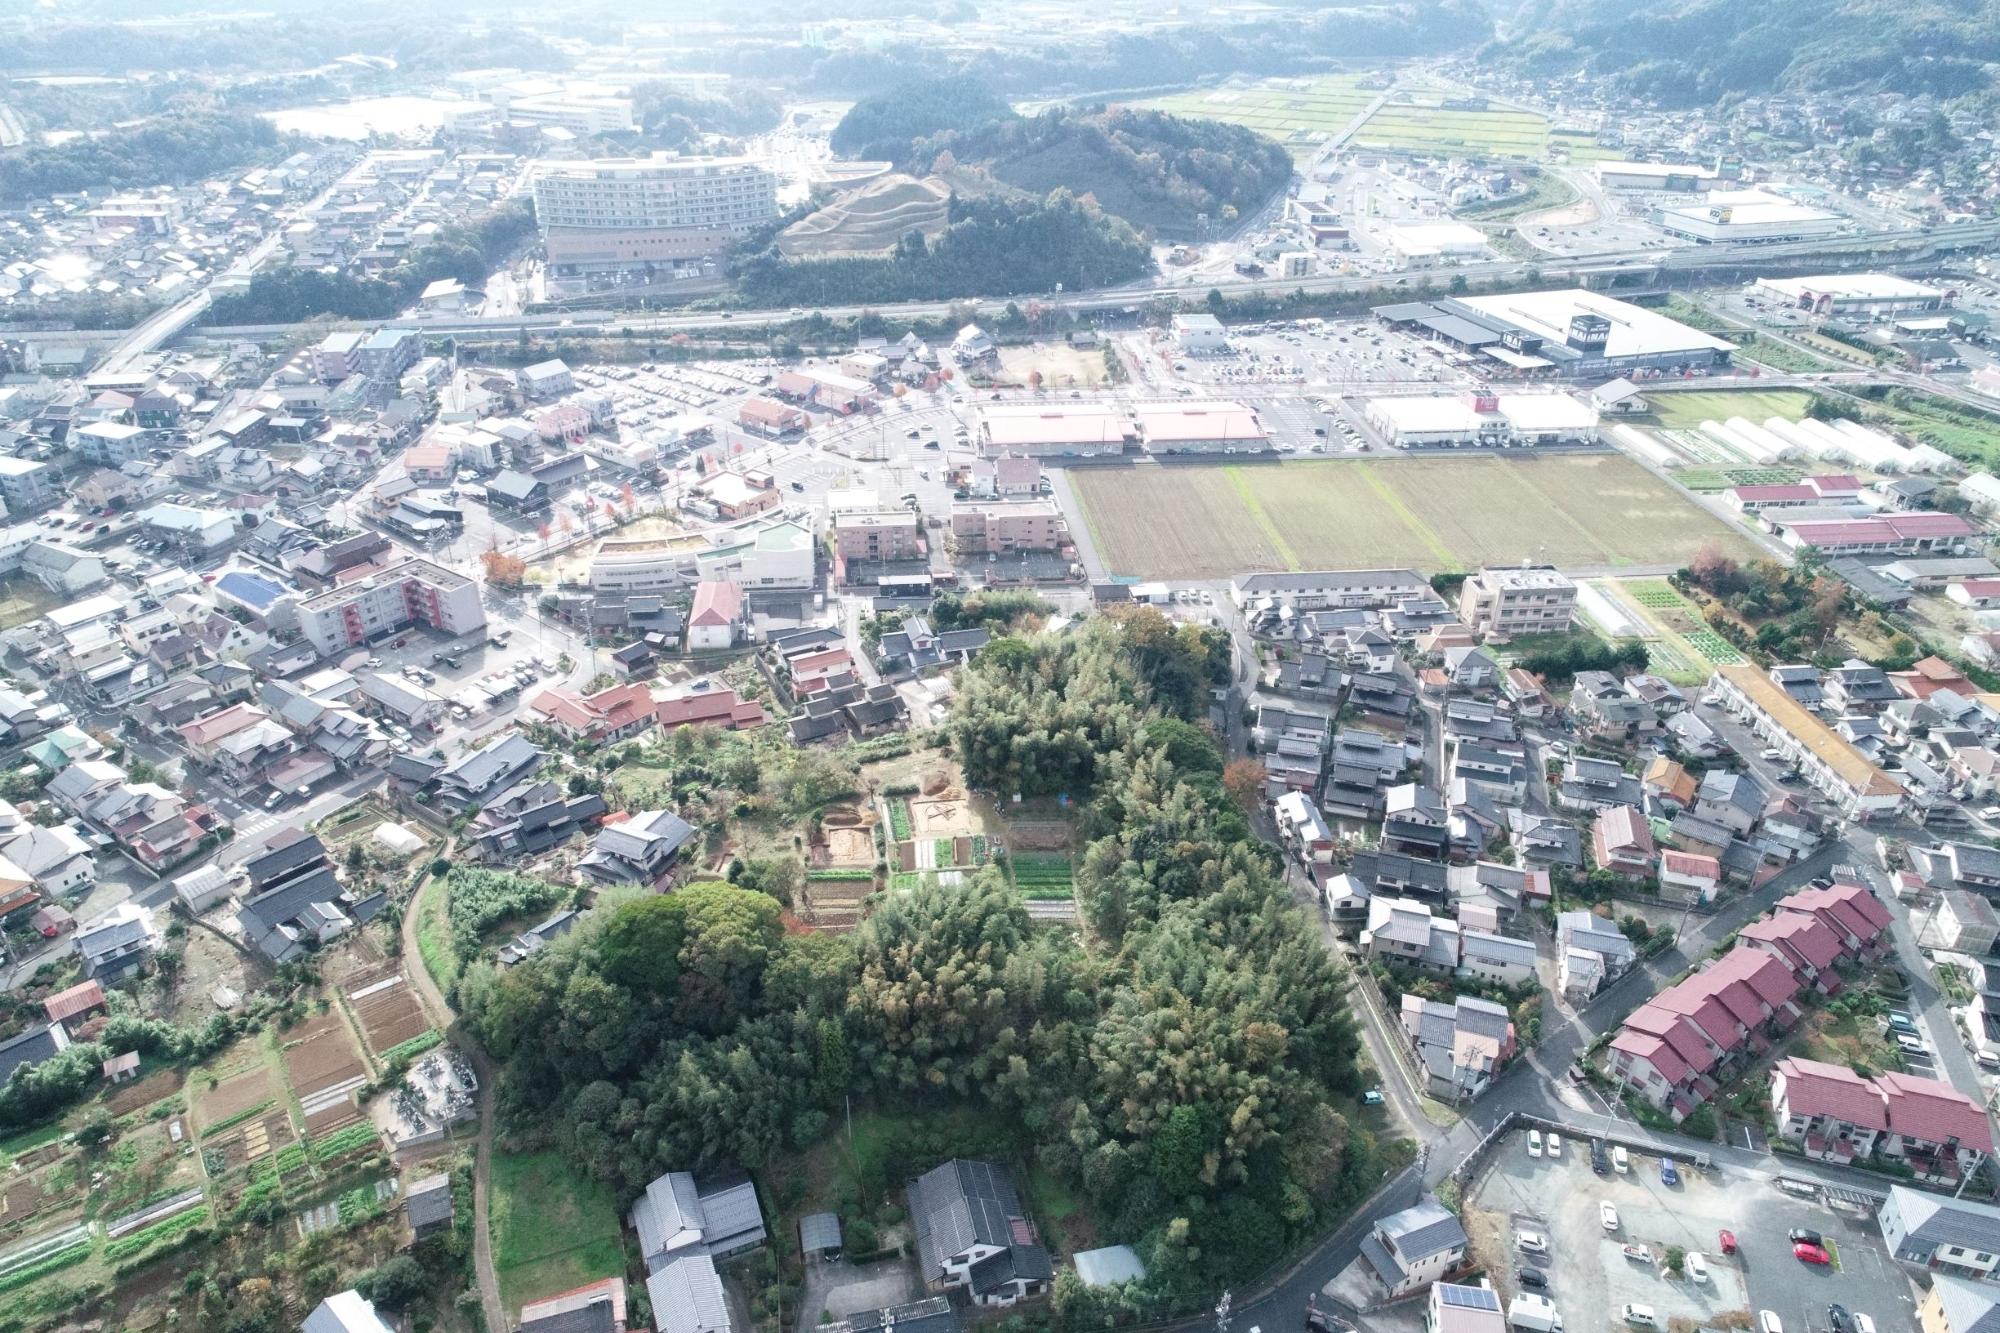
1466 1132 1920 1333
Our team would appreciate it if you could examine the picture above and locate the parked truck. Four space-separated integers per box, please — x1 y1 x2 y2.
1510 1295 1564 1333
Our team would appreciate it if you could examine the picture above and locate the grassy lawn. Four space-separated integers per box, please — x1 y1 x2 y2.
412 871 459 1000
1797 1009 1898 1076
1861 390 2000 471
1642 389 1815 432
1738 335 1835 374
0 1120 68 1167
1456 169 1576 222
0 575 61 632
490 1151 627 1311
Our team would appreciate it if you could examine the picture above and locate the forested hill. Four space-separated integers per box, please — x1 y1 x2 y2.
1491 0 2000 104
831 80 1295 239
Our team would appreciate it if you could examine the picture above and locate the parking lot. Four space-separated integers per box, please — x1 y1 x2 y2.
1467 1132 1918 1333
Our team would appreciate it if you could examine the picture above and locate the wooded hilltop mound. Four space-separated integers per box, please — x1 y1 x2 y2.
830 77 1294 239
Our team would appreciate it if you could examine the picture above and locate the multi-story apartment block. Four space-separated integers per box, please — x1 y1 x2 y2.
296 558 485 658
531 155 779 274
948 501 1068 555
1456 566 1577 639
0 457 59 515
832 511 923 564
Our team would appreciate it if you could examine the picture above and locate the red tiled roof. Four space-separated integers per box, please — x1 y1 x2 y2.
44 979 105 1024
1707 945 1800 1009
1739 913 1845 971
1612 1030 1689 1085
1648 990 1736 1057
1774 1055 1889 1130
1731 484 1817 504
657 688 768 730
1661 850 1721 878
528 687 595 731
1877 1072 1996 1153
1779 883 1890 943
690 579 744 627
1594 805 1653 856
1623 1002 1718 1072
1805 474 1863 495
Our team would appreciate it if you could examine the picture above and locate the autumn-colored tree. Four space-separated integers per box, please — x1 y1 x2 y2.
1027 369 1043 392
1222 758 1267 813
1686 542 1743 596
620 482 637 512
536 521 552 549
481 549 528 586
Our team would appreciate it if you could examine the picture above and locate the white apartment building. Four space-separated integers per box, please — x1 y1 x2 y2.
296 558 485 658
1456 566 1577 639
531 155 779 274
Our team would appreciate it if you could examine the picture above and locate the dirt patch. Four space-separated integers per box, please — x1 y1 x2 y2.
821 805 866 828
197 1065 274 1130
908 797 972 837
305 1099 363 1138
106 1067 184 1118
824 827 875 865
802 876 874 932
1002 819 1071 851
350 979 430 1057
283 1027 367 1101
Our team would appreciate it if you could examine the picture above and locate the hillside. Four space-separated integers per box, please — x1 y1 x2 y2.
828 75 1016 162
831 97 1295 240
776 173 953 259
1491 0 2000 104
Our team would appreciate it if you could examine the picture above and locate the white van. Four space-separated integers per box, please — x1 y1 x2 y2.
1622 1307 1658 1328
1685 1253 1709 1284
1760 1312 1784 1333
1853 1316 1876 1333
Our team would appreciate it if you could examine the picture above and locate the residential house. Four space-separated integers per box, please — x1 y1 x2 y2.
1659 850 1722 903
630 1169 766 1333
907 1160 1052 1307
405 1173 454 1241
43 979 107 1033
1777 882 1893 959
1772 1056 1890 1164
1359 1196 1469 1297
1739 911 1849 993
1877 1072 1996 1185
1363 896 1460 974
304 1291 395 1333
1592 806 1655 880
1694 771 1763 837
528 683 658 744
1425 1283 1506 1333
1273 791 1336 866
658 688 768 732
1920 1275 2000 1333
520 1279 628 1333
0 1024 70 1089
75 906 155 980
1879 1185 2000 1277
1458 931 1536 988
1557 756 1641 812
579 810 697 885
688 580 746 652
436 735 543 812
1401 995 1515 1102
1509 811 1582 869
1556 910 1637 1003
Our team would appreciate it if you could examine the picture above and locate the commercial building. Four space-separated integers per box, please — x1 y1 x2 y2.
1133 400 1269 454
1230 568 1429 613
531 154 779 275
1171 313 1229 355
1709 663 1905 820
1593 161 1719 192
1656 189 1843 244
1374 289 1733 378
1755 274 1949 320
1385 222 1489 264
1770 512 1981 557
296 558 486 658
1456 566 1576 639
1364 391 1598 448
975 402 1133 459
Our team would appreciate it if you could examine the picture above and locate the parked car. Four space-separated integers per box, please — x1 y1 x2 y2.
1788 1229 1824 1246
1600 1202 1620 1231
1547 1133 1562 1159
1362 1089 1384 1106
1660 1157 1679 1187
1760 1314 1782 1333
1590 1139 1609 1175
1613 1146 1629 1174
1517 1232 1549 1255
1793 1243 1831 1266
1518 1269 1548 1291
1828 1306 1852 1333
1527 1130 1543 1158
1719 1230 1737 1255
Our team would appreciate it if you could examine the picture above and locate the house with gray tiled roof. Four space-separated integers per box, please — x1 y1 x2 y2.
907 1160 1052 1308
1359 1195 1467 1296
1880 1184 2000 1278
631 1169 767 1333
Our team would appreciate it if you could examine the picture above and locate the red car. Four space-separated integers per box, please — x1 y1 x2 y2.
1794 1242 1831 1265
1719 1230 1737 1255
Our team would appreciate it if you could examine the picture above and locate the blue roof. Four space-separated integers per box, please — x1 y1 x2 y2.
216 570 287 611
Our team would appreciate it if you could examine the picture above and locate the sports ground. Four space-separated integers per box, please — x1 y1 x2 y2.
1069 454 1759 581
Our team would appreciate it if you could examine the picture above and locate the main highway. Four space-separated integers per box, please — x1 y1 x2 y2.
18 217 2000 360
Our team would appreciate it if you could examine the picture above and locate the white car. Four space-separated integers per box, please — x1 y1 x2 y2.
1527 1130 1543 1158
1546 1133 1562 1159
1601 1202 1620 1231
1517 1231 1549 1255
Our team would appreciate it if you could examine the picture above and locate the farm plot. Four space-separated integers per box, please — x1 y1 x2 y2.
195 1061 276 1135
1675 465 1805 492
1643 389 1814 431
1141 76 1378 153
1070 455 1756 579
104 1067 182 1119
1009 852 1076 901
279 1011 369 1134
1597 578 1746 683
347 973 431 1060
1350 100 1551 158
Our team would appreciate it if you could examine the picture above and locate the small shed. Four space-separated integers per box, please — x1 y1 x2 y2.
102 1051 140 1084
30 905 73 938
800 1211 842 1259
405 1172 455 1240
173 865 231 914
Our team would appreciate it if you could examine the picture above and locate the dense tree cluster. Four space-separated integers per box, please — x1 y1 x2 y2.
736 190 1151 306
0 1011 248 1132
1487 0 2000 104
631 83 786 149
466 612 1367 1298
206 200 535 324
828 76 1017 160
1679 545 1844 661
0 112 284 199
1514 634 1649 684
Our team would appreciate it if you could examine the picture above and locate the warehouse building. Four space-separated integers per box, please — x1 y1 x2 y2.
1373 289 1733 378
1593 161 1719 192
1364 390 1598 448
1133 400 1269 454
1172 314 1230 356
1753 274 1949 320
976 403 1134 459
1656 189 1843 245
